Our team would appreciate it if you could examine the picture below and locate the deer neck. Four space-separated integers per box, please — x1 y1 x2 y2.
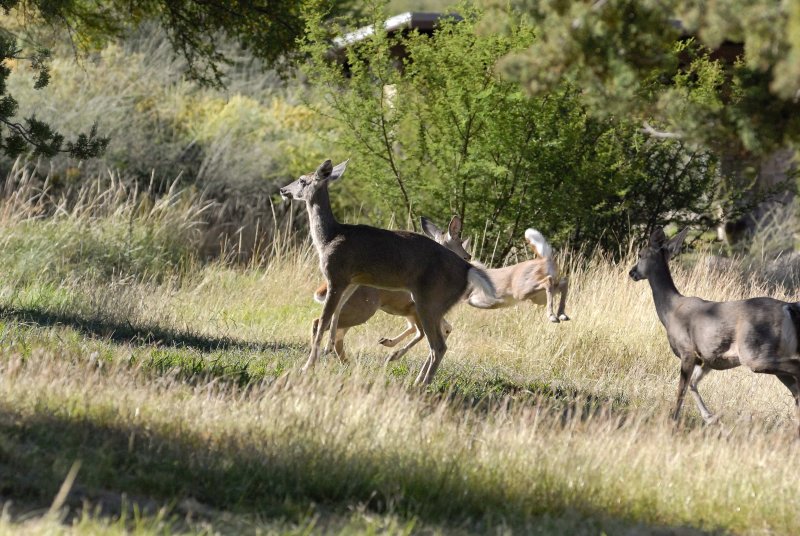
647 256 682 325
306 186 339 251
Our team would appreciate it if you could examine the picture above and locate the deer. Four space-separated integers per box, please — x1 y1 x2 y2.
629 227 800 435
279 159 496 384
313 215 570 363
309 216 469 364
431 223 569 323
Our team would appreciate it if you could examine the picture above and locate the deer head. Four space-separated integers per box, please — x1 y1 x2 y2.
629 227 689 282
420 215 472 261
279 159 349 201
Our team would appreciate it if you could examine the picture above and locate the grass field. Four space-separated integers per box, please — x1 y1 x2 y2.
0 176 799 534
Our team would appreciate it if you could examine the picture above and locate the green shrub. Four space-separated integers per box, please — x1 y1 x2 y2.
303 3 720 258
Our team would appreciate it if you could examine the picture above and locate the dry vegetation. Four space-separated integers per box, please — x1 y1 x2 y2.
0 167 799 535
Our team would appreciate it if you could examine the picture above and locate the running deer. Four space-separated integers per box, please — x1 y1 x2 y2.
630 227 800 435
279 159 496 384
315 216 569 362
310 216 469 364
431 223 569 322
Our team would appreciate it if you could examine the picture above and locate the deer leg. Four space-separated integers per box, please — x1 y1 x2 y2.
326 284 356 362
673 356 696 422
385 315 423 364
303 281 347 372
775 372 800 437
545 278 559 323
688 364 717 424
387 316 451 365
378 320 416 348
441 318 452 340
556 278 570 321
414 309 448 385
333 328 347 363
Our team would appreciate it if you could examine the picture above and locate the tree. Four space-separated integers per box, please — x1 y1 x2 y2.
302 4 720 258
488 0 800 157
0 0 349 159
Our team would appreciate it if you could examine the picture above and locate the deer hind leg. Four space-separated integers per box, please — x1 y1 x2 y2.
333 328 348 363
303 281 349 372
414 308 448 386
689 364 717 424
774 369 800 437
673 355 697 422
556 278 570 322
386 316 451 365
544 276 559 323
378 320 416 348
441 318 453 340
385 315 425 364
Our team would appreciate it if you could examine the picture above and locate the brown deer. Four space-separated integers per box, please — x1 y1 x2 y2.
310 216 469 364
630 227 800 435
443 224 569 323
279 159 496 384
313 216 569 362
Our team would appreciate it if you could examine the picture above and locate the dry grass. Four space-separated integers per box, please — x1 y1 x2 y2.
0 176 799 534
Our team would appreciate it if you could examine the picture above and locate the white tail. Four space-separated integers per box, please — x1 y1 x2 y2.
524 228 552 258
280 159 496 385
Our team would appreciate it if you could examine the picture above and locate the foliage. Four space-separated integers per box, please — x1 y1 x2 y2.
302 3 720 258
0 0 350 161
490 0 800 157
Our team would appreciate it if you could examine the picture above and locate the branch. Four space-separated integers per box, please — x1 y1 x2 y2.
641 121 682 139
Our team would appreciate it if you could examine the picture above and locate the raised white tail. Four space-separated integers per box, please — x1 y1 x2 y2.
524 228 552 258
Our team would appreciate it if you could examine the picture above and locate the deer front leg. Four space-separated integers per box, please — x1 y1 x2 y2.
303 281 347 372
556 278 570 321
673 356 696 421
326 284 356 364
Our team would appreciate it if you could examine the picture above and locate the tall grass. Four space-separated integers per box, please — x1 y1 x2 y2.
0 166 799 533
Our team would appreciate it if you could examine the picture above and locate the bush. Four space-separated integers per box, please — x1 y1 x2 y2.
303 3 721 259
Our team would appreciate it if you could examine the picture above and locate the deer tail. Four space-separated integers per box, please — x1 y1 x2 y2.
313 283 328 304
467 266 496 306
524 228 553 258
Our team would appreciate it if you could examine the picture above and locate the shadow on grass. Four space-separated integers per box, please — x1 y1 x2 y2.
0 404 724 535
420 371 633 425
0 305 302 354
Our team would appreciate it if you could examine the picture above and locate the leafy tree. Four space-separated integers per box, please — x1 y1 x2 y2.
0 0 349 160
302 3 720 258
489 0 800 157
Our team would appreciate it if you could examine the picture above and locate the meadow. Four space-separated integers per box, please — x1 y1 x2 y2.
0 167 797 535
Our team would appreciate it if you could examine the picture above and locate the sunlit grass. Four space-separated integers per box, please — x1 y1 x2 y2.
0 176 798 533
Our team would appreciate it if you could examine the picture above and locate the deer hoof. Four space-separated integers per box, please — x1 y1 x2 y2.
703 414 720 425
548 315 560 323
558 314 570 322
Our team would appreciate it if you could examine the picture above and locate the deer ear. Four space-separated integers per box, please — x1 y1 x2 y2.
665 227 690 258
649 227 666 248
420 217 443 240
315 159 333 179
462 237 471 252
329 159 349 181
448 215 462 238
